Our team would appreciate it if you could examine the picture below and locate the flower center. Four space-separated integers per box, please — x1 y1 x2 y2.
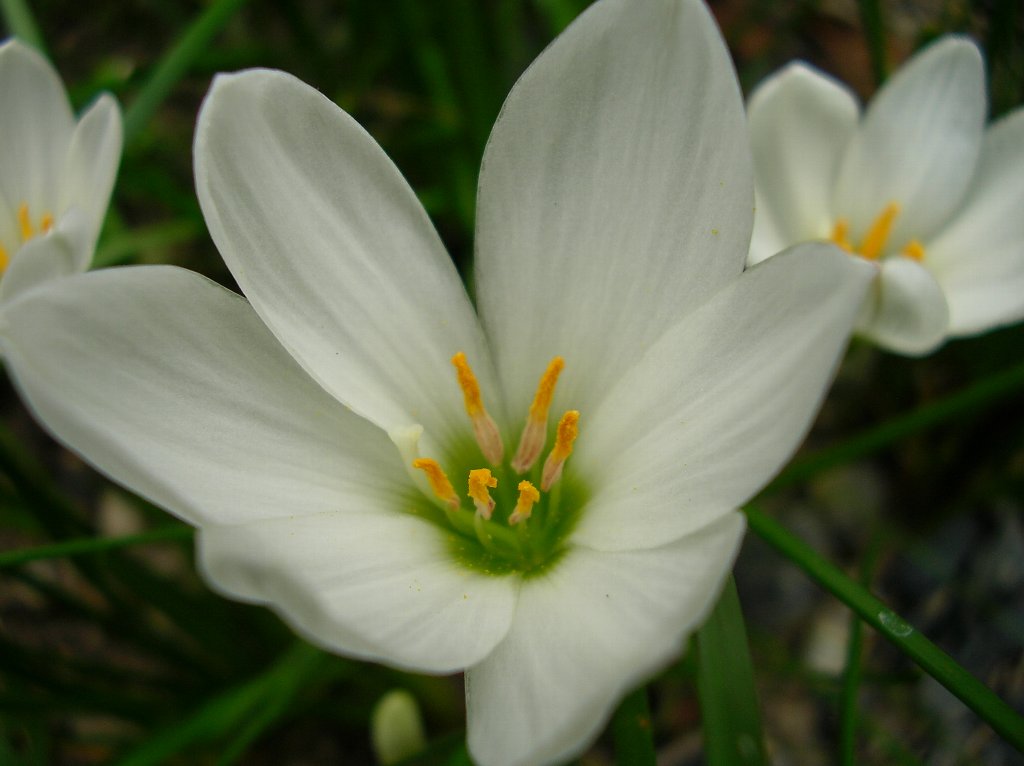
0 202 55 272
830 201 925 262
407 353 586 575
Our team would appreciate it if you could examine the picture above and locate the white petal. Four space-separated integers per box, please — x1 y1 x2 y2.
200 511 518 673
747 63 860 264
474 0 753 420
194 70 493 449
0 265 404 526
465 512 744 766
833 37 985 247
925 108 1024 336
857 255 949 355
0 209 87 302
58 93 123 268
0 40 76 227
572 243 873 550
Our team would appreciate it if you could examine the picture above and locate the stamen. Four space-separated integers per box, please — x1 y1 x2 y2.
17 203 33 241
508 481 539 526
412 458 460 510
0 244 8 272
541 410 579 491
511 356 565 473
902 240 926 262
467 468 498 520
830 219 853 252
40 213 54 233
451 352 504 465
859 202 900 260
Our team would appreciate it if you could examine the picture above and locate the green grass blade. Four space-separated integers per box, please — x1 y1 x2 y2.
612 686 656 765
114 642 326 766
769 360 1024 492
0 526 191 568
0 0 44 53
695 577 768 766
857 0 888 84
745 504 1024 752
123 0 251 145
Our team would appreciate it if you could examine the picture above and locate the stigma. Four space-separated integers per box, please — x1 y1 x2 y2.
831 201 926 262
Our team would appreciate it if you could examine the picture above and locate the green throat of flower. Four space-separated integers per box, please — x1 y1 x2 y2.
404 353 588 577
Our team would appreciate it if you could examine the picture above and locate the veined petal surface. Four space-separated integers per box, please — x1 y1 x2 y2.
833 37 985 248
200 510 519 674
0 266 405 526
0 39 75 236
465 512 744 766
748 63 859 264
858 256 949 355
926 108 1024 336
58 93 123 268
475 0 752 419
573 244 873 550
195 70 495 450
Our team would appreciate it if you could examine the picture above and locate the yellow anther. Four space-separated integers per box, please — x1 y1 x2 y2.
512 356 565 473
509 481 540 526
859 202 900 260
17 203 33 241
467 468 498 520
528 357 564 421
541 410 579 491
452 352 484 416
412 458 460 510
830 219 853 252
0 244 8 272
902 240 926 262
40 213 54 233
451 351 504 464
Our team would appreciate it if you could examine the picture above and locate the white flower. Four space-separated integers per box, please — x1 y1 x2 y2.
0 1 872 764
0 39 122 302
748 36 1024 356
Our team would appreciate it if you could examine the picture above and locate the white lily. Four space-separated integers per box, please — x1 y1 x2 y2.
0 39 122 302
748 36 1024 356
0 1 872 764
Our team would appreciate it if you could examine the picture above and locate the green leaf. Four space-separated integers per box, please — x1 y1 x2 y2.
123 0 252 144
612 686 656 766
769 361 1024 492
695 577 768 766
0 526 191 568
745 504 1024 753
0 0 45 53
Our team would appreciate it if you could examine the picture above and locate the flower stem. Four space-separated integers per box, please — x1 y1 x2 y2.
695 576 767 766
857 0 888 84
745 504 1024 752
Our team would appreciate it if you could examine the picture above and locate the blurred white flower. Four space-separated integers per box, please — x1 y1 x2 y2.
0 1 872 764
0 39 121 302
748 36 1024 355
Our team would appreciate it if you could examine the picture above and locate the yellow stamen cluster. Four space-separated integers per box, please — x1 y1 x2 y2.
830 201 926 262
412 353 581 544
3 202 56 273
